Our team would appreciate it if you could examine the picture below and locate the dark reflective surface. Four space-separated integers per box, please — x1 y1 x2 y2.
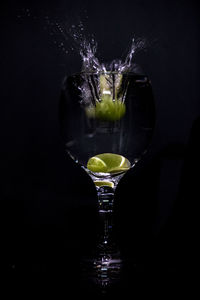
5 124 199 295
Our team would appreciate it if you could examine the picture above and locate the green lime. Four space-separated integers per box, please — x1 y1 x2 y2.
96 96 126 121
99 73 123 99
85 96 126 121
85 73 125 122
87 156 107 173
99 74 110 92
94 181 114 188
87 153 131 174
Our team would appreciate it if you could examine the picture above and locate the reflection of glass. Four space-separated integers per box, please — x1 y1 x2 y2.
60 72 155 288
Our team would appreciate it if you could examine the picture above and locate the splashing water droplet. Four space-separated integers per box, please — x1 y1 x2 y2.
44 16 145 77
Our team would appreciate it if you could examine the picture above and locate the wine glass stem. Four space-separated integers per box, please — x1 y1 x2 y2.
96 186 119 253
94 187 121 287
97 187 115 244
97 186 114 213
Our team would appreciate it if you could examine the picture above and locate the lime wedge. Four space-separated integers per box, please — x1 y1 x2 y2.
100 74 110 93
87 153 131 174
99 73 123 99
85 96 125 121
85 73 125 122
87 156 107 173
94 181 114 188
96 96 126 121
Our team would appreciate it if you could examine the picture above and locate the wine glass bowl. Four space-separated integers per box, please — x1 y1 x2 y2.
60 72 155 184
59 71 155 288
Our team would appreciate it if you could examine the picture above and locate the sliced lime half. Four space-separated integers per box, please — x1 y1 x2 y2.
87 153 131 174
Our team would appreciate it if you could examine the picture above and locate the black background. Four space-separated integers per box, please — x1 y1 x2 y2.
1 0 199 296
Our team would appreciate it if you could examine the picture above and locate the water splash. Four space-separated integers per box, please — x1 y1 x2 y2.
77 33 146 74
42 16 145 73
17 9 145 73
56 22 147 104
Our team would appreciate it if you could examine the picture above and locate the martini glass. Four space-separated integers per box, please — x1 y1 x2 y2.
59 71 155 288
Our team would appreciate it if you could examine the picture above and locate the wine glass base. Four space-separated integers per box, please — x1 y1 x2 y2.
93 252 122 288
80 255 123 293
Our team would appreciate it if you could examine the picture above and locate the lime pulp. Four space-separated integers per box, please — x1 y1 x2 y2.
85 96 126 121
87 153 131 174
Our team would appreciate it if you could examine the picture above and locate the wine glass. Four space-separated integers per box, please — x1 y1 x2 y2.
59 71 155 288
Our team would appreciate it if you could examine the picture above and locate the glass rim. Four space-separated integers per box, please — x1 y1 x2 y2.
68 71 147 77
